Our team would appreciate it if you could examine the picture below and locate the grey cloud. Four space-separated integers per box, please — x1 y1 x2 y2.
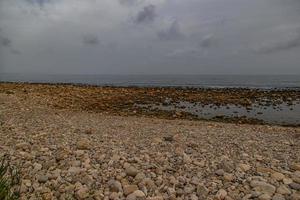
11 49 21 55
1 37 12 47
119 0 141 6
157 20 184 40
135 5 156 24
199 34 216 48
166 47 200 58
26 0 51 7
82 35 100 46
254 29 300 54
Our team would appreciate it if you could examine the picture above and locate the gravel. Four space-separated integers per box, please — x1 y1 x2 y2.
0 90 300 199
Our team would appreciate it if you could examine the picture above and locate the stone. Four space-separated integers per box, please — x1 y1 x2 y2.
215 189 227 200
289 182 300 190
271 172 285 181
224 173 234 182
77 138 90 150
125 166 139 177
259 194 272 200
33 163 43 171
216 169 225 176
272 194 285 200
109 192 119 200
250 181 276 195
183 153 192 164
283 178 293 185
108 180 123 193
37 175 48 183
126 190 145 200
277 185 291 195
238 163 251 172
291 163 300 171
184 185 195 194
123 185 139 196
197 184 209 198
75 185 89 199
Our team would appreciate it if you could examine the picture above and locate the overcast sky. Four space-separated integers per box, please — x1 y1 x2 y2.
0 0 300 74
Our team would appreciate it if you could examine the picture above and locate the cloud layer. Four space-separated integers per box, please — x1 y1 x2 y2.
0 0 300 74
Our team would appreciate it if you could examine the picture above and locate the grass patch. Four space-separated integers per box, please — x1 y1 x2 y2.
0 155 20 200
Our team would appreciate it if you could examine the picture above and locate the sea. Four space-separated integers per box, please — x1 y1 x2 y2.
1 73 300 89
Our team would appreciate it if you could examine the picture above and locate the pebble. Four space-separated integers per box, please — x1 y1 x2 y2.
125 166 139 177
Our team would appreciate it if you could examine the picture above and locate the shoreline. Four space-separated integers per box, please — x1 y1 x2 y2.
1 81 300 91
1 82 299 127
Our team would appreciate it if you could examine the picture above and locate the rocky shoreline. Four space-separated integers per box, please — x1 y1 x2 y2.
0 83 300 200
0 83 299 126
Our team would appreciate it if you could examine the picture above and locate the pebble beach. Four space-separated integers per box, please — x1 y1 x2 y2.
0 83 300 200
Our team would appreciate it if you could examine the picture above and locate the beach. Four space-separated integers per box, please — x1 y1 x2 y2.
0 83 300 199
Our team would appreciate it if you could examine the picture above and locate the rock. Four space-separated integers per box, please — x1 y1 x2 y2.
250 180 276 195
259 194 272 200
109 192 119 200
163 136 173 142
123 185 139 196
184 185 195 194
272 194 285 200
125 166 139 177
108 180 123 193
190 194 198 200
216 169 225 176
37 175 48 183
283 178 293 185
183 153 192 164
290 192 300 200
215 189 227 200
197 184 209 198
75 185 89 199
257 167 275 174
238 163 251 172
224 173 234 182
33 163 43 171
271 172 285 181
77 138 90 150
146 196 163 200
291 163 300 171
126 190 145 200
135 173 146 183
277 185 291 195
289 182 300 190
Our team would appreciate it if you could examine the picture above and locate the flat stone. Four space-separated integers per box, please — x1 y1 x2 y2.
271 172 285 181
123 185 139 196
277 185 291 195
250 180 276 195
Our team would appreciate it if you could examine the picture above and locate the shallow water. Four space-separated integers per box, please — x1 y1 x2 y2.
137 101 300 125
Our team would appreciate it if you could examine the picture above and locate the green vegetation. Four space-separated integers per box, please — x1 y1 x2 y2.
0 155 20 200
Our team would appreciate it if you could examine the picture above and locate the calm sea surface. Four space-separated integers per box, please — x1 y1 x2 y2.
1 74 300 89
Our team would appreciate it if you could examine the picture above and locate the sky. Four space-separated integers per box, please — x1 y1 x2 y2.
0 0 300 75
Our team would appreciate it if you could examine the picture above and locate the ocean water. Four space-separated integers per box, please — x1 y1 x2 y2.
1 73 300 89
